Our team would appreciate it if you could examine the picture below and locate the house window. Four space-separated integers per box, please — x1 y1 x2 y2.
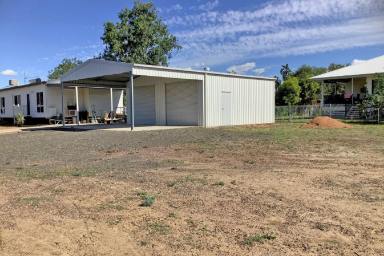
0 97 5 114
13 95 21 106
36 92 44 113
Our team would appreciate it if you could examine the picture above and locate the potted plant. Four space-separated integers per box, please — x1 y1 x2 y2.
15 113 25 127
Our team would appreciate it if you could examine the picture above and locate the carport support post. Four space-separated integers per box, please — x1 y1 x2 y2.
110 88 114 113
320 81 324 107
61 82 65 127
75 86 80 125
351 77 354 105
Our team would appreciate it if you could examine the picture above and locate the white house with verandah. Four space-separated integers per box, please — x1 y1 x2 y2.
0 78 124 123
312 55 384 105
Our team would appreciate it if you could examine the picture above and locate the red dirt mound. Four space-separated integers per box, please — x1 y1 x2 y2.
303 116 352 128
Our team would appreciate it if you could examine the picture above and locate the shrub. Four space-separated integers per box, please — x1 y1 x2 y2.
138 192 155 207
15 113 25 126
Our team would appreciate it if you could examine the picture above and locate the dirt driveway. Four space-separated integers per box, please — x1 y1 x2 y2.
0 126 21 135
0 123 383 255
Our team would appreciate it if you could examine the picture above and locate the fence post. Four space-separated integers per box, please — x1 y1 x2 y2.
330 104 332 118
288 104 292 122
378 108 380 124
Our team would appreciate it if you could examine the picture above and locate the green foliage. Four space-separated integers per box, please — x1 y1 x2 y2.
359 74 384 118
101 1 181 65
276 63 347 105
15 113 25 126
293 65 326 104
328 63 347 71
48 58 82 80
213 181 224 186
279 77 301 105
138 192 156 207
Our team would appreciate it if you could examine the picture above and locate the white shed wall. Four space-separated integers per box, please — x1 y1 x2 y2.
205 75 275 127
133 66 204 81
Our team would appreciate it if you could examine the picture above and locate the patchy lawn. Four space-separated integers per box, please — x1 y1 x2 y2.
0 123 383 255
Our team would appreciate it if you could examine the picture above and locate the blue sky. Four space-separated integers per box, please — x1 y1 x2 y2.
0 0 383 86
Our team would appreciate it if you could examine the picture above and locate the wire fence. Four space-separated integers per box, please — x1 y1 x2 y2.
276 104 383 123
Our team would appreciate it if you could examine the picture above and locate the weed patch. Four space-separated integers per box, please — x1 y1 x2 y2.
243 233 276 246
138 192 156 207
148 221 170 235
213 181 224 186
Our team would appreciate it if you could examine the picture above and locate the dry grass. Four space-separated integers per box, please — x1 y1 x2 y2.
0 122 383 255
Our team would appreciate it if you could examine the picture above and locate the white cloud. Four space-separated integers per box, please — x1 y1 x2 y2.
254 68 266 75
171 4 183 11
169 0 384 69
1 69 17 76
160 4 183 13
351 59 367 65
227 62 256 74
198 0 219 11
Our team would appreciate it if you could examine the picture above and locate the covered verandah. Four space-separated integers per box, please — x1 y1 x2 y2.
313 55 383 106
318 76 373 106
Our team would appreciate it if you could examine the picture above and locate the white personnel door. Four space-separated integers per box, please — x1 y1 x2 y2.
221 91 232 126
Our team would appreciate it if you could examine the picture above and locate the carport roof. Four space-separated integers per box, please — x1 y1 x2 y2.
60 59 275 84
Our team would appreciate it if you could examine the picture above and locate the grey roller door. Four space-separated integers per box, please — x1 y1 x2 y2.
135 85 155 125
166 82 198 125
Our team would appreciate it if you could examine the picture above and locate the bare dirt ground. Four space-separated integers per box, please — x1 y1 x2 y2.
0 122 383 255
0 126 21 135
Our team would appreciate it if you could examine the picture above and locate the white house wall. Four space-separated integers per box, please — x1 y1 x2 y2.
205 75 275 127
0 84 47 119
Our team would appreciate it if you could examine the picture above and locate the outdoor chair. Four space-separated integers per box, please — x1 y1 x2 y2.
49 114 66 125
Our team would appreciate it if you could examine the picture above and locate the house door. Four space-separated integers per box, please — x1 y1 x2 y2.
26 94 31 116
221 91 232 126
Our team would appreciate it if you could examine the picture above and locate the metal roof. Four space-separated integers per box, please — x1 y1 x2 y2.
61 59 275 83
0 79 61 92
312 55 384 80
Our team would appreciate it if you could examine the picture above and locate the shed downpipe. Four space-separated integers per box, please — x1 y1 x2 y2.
203 72 207 127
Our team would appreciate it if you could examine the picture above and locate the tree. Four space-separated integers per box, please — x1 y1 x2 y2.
48 58 82 80
294 65 326 104
274 75 281 89
101 1 181 66
280 64 292 81
359 74 384 120
328 63 347 71
278 77 301 105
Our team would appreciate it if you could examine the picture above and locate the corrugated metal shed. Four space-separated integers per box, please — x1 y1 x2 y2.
58 59 276 128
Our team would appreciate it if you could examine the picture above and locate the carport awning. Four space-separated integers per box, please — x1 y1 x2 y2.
61 59 133 88
60 59 205 87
